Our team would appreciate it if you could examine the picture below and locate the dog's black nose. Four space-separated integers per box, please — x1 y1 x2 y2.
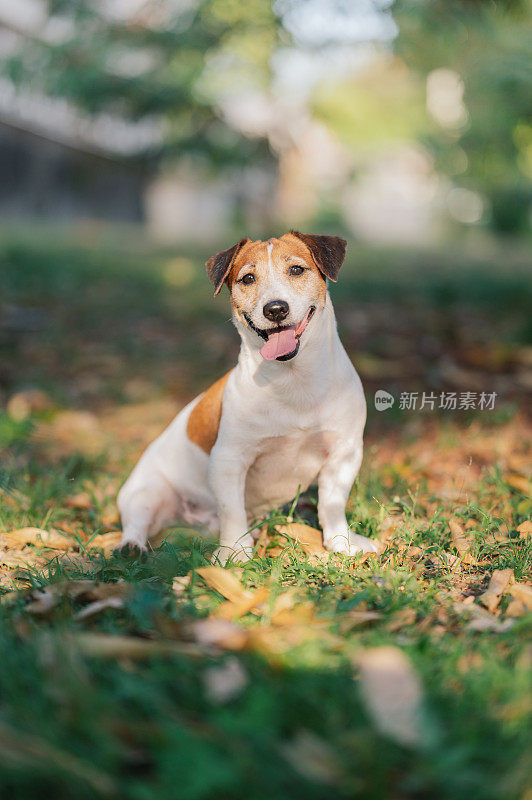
263 300 289 323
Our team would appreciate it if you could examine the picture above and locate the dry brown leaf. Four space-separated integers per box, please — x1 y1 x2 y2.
504 474 532 497
26 588 58 615
190 618 248 650
506 582 532 612
172 575 191 596
64 492 94 510
214 586 269 620
74 597 124 620
386 607 417 632
0 549 48 571
87 531 122 554
195 566 251 604
0 528 74 551
71 632 202 659
275 523 327 555
517 521 532 539
454 601 514 632
505 598 528 618
456 652 484 673
479 569 515 613
356 646 424 747
339 610 382 633
271 600 316 627
449 518 478 565
203 657 248 704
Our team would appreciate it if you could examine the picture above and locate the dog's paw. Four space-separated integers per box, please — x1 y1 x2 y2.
324 531 379 556
113 539 148 561
211 534 254 566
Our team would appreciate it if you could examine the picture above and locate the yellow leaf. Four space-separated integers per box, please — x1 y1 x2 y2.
506 582 532 612
275 523 327 555
64 492 94 510
195 566 252 604
504 474 532 497
449 518 478 565
87 532 122 554
517 520 532 539
505 598 528 618
479 569 514 613
0 528 73 551
214 586 269 620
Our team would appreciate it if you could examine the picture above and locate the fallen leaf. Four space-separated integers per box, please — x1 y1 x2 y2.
203 657 248 703
172 575 191 596
479 569 514 613
506 582 532 612
214 585 269 620
356 646 424 747
504 474 532 497
26 588 58 615
339 610 382 633
456 652 484 673
386 607 417 632
275 523 327 555
517 521 532 539
195 566 251 604
190 618 248 650
64 492 93 510
505 598 528 618
454 601 514 632
449 518 478 565
7 389 52 420
71 632 202 659
74 597 124 620
87 531 122 554
0 528 73 551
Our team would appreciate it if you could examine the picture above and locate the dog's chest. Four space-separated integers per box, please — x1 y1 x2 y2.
245 429 337 514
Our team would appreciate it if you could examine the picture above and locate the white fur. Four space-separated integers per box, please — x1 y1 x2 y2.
117 291 377 562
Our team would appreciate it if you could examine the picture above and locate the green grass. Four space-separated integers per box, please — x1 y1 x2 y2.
0 226 531 799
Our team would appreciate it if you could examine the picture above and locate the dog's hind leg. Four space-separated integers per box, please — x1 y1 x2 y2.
116 474 178 554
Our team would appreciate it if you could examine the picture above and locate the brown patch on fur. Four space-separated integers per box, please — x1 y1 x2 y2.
186 371 232 454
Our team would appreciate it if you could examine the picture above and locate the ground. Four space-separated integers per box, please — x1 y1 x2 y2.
0 225 531 800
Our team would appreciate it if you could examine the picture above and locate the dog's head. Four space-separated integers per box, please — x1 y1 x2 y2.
206 231 347 362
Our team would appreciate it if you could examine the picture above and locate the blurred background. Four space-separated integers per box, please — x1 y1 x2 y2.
0 0 531 424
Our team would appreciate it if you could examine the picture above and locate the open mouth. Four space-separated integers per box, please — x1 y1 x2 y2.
243 306 316 362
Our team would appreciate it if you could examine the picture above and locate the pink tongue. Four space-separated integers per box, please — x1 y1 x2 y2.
260 328 298 361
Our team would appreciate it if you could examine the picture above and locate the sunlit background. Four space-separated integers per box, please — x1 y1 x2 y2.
0 0 530 244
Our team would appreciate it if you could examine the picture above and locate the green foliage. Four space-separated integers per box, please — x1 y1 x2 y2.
393 0 532 230
3 0 281 165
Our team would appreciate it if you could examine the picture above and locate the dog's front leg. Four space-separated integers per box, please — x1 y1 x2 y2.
208 445 254 565
318 440 378 555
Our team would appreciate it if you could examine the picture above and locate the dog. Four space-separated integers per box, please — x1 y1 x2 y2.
117 231 378 562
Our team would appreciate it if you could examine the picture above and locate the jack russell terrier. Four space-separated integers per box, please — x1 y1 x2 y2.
117 231 378 562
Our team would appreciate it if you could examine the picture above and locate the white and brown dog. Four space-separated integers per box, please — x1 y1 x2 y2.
117 231 378 562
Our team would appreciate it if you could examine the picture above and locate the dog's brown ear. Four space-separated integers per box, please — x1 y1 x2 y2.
289 231 347 282
206 238 250 296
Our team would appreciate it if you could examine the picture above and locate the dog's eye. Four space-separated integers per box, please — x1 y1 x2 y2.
289 265 305 277
240 273 255 285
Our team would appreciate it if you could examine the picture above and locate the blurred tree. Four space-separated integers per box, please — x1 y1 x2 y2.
1 0 281 167
393 0 532 232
